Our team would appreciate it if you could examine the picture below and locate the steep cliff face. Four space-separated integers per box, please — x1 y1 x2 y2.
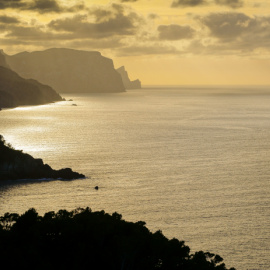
6 48 125 93
0 135 85 181
116 66 141 89
0 66 63 108
0 50 10 69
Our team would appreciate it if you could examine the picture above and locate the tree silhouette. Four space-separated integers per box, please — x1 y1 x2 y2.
0 208 236 270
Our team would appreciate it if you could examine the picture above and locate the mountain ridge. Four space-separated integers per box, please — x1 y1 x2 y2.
6 48 126 93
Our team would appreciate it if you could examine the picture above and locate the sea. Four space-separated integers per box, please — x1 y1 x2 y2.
0 87 269 270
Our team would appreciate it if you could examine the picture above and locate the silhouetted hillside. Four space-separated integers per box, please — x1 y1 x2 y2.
6 48 125 93
0 66 63 108
0 50 9 69
117 66 141 89
0 135 84 180
0 207 236 270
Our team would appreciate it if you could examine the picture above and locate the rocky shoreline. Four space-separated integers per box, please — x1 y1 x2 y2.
0 135 85 181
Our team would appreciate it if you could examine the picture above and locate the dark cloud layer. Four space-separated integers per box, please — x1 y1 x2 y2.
215 0 243 9
0 1 269 57
0 2 145 53
0 14 19 23
200 12 270 51
0 0 24 9
5 25 65 40
171 0 206 7
116 43 180 56
48 4 142 38
27 0 61 13
158 24 195 40
201 12 253 39
0 0 85 13
171 0 243 8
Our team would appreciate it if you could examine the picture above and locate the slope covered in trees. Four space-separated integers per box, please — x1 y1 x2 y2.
0 135 84 180
0 207 236 270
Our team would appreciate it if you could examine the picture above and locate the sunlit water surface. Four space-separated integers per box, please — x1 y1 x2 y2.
0 87 269 270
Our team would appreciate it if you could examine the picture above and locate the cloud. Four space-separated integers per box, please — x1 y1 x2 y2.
0 0 25 9
1 2 144 52
0 0 86 13
215 0 243 9
116 43 180 56
171 0 206 7
1 1 269 58
0 15 20 24
48 3 143 38
200 12 251 40
158 24 195 40
5 25 68 40
198 12 270 52
66 37 124 50
27 0 61 13
171 0 244 8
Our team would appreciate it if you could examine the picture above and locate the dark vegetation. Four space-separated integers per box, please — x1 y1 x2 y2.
0 207 236 270
0 135 85 180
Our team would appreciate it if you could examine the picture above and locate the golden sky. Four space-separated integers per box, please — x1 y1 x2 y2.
0 0 270 85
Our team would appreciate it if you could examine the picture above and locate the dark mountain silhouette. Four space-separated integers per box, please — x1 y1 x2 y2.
6 48 125 93
117 66 141 89
0 65 63 108
0 135 85 181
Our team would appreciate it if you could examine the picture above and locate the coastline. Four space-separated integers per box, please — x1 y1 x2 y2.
0 134 85 182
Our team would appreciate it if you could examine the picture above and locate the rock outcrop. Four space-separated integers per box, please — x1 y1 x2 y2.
6 48 125 93
0 65 63 108
116 66 141 89
0 135 85 181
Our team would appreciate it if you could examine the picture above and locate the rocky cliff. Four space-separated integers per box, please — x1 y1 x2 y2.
0 50 10 69
0 135 85 181
0 65 63 108
116 66 141 89
6 48 125 93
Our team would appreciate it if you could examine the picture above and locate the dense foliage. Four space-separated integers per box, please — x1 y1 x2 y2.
0 207 236 270
0 134 23 162
0 135 85 180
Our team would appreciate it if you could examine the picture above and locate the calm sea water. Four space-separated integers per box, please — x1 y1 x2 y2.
0 87 269 270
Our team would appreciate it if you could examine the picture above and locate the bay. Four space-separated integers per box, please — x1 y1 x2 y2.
0 87 269 270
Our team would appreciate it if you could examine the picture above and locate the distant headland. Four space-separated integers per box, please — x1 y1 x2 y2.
0 48 142 109
0 135 85 181
116 66 141 89
5 48 126 94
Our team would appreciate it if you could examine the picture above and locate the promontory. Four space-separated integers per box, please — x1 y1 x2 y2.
116 66 141 89
0 135 85 181
5 48 125 93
